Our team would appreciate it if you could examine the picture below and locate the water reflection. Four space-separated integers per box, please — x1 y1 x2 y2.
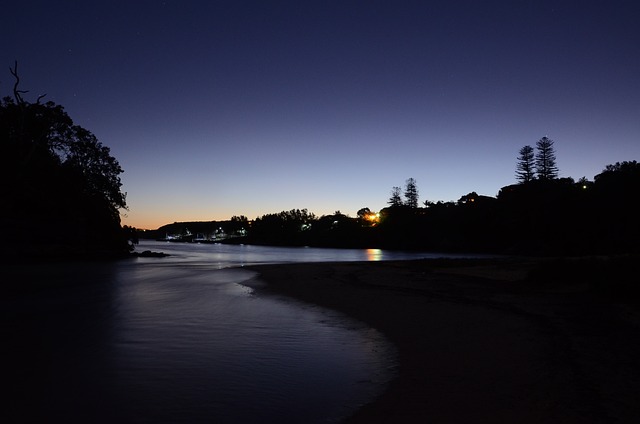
366 248 383 261
111 263 396 423
5 243 486 422
137 240 443 268
3 252 396 423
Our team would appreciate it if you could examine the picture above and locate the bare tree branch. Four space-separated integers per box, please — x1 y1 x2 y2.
9 60 28 103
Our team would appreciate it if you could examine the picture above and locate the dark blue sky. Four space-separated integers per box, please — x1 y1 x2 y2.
3 1 639 229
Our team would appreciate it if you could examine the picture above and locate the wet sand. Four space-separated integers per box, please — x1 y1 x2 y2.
248 258 640 423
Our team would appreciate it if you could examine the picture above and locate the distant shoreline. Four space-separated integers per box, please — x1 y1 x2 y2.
247 257 640 423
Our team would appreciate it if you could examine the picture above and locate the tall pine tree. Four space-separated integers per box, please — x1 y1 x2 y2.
535 136 559 180
404 178 419 208
388 186 403 207
516 145 535 183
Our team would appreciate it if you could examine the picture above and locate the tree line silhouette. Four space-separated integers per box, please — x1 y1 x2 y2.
147 154 639 256
3 64 638 258
152 137 638 256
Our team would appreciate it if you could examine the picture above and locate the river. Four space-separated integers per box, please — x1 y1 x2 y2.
2 241 467 423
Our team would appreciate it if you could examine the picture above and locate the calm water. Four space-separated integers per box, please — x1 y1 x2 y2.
2 242 457 423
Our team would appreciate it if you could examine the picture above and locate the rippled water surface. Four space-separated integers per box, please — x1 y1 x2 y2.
3 242 461 423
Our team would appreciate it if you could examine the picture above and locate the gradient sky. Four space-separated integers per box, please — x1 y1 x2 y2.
3 1 639 229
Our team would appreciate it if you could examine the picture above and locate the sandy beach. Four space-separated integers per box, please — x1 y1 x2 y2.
248 258 640 423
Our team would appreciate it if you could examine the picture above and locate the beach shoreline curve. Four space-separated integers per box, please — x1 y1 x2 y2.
247 257 640 423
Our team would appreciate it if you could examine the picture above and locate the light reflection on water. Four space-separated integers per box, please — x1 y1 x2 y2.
136 239 476 268
366 248 383 261
6 242 447 423
106 262 395 424
5 243 481 422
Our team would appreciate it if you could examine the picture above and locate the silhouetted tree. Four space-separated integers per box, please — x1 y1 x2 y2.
388 186 403 207
516 145 535 183
535 136 559 180
577 176 592 189
62 127 127 210
249 208 317 245
357 207 379 227
404 178 419 208
357 207 371 218
598 160 640 176
229 215 249 235
590 160 640 253
1 63 130 257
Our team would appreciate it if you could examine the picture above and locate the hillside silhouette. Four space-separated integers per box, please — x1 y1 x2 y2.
145 161 639 256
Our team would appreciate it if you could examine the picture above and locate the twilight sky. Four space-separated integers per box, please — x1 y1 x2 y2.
3 0 639 229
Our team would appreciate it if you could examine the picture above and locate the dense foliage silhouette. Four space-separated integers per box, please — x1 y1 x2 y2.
1 64 132 259
149 160 639 256
139 153 639 256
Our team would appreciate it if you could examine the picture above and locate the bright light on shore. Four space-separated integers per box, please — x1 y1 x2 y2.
365 212 380 224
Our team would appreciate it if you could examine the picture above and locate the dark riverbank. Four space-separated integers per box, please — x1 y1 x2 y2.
248 256 640 423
